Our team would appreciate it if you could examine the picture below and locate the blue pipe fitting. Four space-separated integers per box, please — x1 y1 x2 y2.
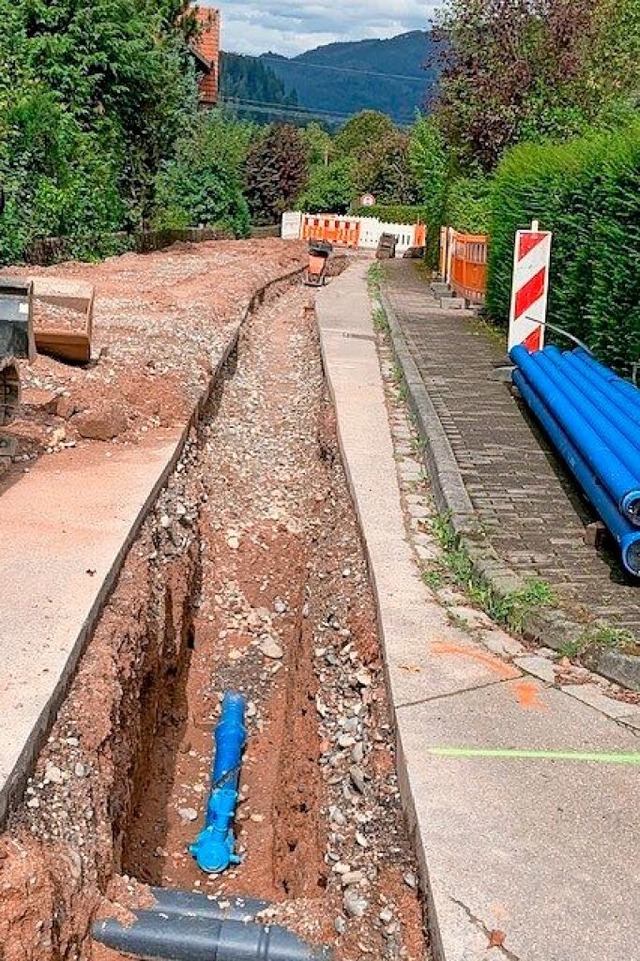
189 691 247 874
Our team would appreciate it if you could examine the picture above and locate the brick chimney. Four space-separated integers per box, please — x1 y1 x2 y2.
192 6 220 106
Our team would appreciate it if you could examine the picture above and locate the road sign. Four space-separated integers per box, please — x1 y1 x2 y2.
508 223 553 352
359 193 376 207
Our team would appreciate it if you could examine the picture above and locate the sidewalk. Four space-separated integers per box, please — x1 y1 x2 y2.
382 260 640 690
316 263 640 961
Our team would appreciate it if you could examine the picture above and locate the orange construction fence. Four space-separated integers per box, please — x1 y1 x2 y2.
440 227 489 305
302 215 361 248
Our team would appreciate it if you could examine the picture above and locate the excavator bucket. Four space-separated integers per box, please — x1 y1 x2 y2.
31 277 94 365
0 278 36 362
0 278 35 425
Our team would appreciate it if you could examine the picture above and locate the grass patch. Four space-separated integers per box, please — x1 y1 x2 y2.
560 625 637 660
422 568 444 589
427 511 554 634
391 361 408 402
367 262 387 295
372 305 389 334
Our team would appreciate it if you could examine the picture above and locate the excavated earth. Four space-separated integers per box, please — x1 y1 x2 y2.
0 261 428 960
2 238 308 463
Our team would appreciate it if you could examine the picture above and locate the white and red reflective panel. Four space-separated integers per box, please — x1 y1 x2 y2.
508 228 553 353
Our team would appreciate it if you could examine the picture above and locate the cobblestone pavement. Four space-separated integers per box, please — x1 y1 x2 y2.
383 260 640 640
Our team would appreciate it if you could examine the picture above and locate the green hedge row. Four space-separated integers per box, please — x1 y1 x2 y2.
350 204 428 224
487 124 640 374
446 176 492 234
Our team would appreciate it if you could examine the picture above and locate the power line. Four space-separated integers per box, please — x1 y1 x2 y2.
225 51 430 85
219 96 415 127
218 97 358 124
219 95 358 122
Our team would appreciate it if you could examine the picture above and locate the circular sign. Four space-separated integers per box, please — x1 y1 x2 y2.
359 193 376 207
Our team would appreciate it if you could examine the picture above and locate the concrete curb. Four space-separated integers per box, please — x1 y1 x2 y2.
0 265 304 826
382 288 640 692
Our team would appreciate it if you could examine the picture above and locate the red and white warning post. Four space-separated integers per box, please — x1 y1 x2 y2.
508 222 553 353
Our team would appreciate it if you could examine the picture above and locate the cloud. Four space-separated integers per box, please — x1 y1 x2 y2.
203 1 443 56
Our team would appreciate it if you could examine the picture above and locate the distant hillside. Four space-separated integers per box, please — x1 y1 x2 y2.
220 52 300 123
259 31 438 126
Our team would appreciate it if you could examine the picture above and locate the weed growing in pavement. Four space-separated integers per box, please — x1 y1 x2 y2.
410 434 427 456
372 305 390 334
426 511 554 634
367 262 387 295
560 625 637 660
422 568 444 589
391 362 408 402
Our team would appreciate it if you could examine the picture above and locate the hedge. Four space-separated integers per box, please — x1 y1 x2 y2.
350 204 428 224
446 176 492 235
487 124 640 374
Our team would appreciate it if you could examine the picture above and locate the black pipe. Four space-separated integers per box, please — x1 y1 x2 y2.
93 909 332 961
148 886 269 922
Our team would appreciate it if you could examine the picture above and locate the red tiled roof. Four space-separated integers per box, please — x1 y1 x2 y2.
191 6 220 106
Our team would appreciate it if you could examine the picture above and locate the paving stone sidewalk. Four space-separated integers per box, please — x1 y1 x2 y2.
383 260 640 669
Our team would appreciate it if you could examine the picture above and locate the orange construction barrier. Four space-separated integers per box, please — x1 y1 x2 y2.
301 215 361 249
448 229 488 304
413 223 427 248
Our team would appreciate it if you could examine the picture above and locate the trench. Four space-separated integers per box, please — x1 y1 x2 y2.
0 279 428 961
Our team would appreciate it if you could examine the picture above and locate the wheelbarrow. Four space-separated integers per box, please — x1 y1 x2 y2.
304 240 333 287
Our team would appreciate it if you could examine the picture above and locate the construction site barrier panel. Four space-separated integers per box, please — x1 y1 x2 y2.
443 228 489 305
284 213 426 254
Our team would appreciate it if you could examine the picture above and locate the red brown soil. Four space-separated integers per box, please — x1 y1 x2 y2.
0 271 428 960
2 238 307 465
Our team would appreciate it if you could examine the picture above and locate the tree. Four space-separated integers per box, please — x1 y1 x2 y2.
301 122 333 167
408 116 450 262
153 111 252 236
0 0 199 226
245 124 309 225
0 87 124 262
353 132 420 205
220 52 299 124
296 158 355 214
432 0 609 171
334 111 397 160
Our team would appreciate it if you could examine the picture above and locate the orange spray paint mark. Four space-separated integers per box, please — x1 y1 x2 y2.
429 641 519 681
514 681 548 711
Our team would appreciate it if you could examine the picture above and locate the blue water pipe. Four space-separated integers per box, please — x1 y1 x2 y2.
545 346 640 436
574 349 640 417
510 345 640 525
189 691 247 874
534 351 640 477
513 370 640 576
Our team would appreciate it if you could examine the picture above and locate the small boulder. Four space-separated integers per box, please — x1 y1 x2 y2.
71 403 127 441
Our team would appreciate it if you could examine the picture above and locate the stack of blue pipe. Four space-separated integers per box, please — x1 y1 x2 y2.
510 344 640 578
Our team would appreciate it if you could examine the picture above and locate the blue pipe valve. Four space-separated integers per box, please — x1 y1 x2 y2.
189 691 247 874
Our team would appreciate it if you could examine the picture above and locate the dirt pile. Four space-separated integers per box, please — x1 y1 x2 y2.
3 239 306 464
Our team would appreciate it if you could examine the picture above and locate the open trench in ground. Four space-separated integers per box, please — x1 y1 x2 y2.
0 280 428 961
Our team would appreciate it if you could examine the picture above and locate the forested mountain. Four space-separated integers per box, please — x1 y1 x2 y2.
259 31 438 126
220 52 299 124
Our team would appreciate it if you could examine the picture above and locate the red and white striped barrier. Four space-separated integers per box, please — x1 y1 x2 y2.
508 222 553 352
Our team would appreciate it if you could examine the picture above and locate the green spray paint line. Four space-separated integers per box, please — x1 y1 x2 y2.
426 747 640 766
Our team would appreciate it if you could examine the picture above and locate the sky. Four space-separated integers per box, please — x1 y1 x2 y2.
205 1 444 57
